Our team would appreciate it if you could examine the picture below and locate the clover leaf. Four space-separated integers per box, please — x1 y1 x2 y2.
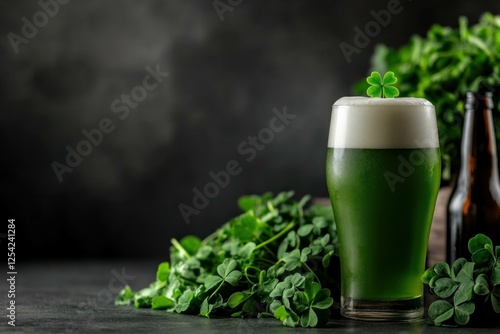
429 300 475 326
274 305 300 327
205 258 242 291
423 234 500 327
200 293 223 318
283 248 312 271
175 290 194 313
115 285 135 306
151 295 175 310
270 273 306 309
293 279 333 327
366 71 400 98
156 262 170 282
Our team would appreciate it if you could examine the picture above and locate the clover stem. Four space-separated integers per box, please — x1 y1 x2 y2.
244 266 261 285
255 257 277 268
255 221 295 250
209 280 225 301
262 245 278 259
171 238 191 259
303 262 321 283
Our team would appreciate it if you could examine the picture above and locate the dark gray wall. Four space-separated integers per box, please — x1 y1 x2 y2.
2 0 499 260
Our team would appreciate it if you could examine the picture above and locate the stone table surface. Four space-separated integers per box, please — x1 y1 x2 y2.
1 260 497 334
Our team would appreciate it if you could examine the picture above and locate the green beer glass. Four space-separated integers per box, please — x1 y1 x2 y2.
326 97 441 321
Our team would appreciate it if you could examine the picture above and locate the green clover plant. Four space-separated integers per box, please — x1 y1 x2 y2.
115 192 339 328
366 71 400 98
423 234 500 327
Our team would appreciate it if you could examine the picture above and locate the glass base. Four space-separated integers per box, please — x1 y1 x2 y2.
341 296 423 321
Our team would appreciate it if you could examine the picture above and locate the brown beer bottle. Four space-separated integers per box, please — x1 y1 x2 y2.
447 91 500 264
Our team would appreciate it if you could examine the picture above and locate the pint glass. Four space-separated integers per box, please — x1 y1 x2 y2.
326 97 441 320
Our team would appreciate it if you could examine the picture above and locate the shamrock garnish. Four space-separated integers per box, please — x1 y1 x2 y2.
366 71 400 98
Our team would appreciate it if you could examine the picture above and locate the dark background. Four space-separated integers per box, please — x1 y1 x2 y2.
2 0 499 261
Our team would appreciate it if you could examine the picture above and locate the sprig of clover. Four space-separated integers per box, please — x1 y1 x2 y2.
366 71 400 98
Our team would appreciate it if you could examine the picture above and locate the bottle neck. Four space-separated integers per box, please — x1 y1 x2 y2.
458 101 500 187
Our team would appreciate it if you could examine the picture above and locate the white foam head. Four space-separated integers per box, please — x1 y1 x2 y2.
328 97 439 148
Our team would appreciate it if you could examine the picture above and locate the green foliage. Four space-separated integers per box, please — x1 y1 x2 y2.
115 192 339 328
423 234 500 326
115 285 134 306
366 71 399 98
353 13 500 180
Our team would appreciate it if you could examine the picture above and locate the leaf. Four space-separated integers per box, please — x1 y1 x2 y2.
283 249 301 271
382 71 398 85
293 291 309 313
151 296 174 310
175 290 194 313
290 273 306 287
269 299 282 313
300 248 312 263
274 305 291 325
434 262 451 276
242 298 257 313
305 280 321 301
200 294 223 318
311 217 328 234
134 295 153 308
421 268 437 284
492 262 500 285
367 85 382 98
230 213 259 241
428 300 454 325
227 292 249 309
454 301 475 325
473 274 490 295
133 282 163 308
366 71 382 85
225 270 242 286
180 236 201 256
156 262 170 282
115 285 134 306
320 234 330 247
322 251 334 268
204 275 223 291
297 224 314 237
274 305 300 327
492 288 500 313
238 195 261 211
217 258 238 278
267 262 286 278
199 297 212 317
383 85 400 98
237 242 256 259
472 248 494 267
300 308 318 328
468 234 493 254
451 258 467 279
311 289 333 309
195 245 212 260
366 71 399 98
433 278 459 298
429 275 440 289
454 280 474 306
454 262 474 283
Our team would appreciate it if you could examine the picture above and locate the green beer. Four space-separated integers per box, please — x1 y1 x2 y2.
326 97 441 320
